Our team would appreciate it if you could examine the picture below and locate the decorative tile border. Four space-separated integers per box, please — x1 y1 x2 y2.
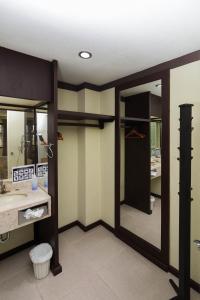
12 164 35 183
36 163 48 177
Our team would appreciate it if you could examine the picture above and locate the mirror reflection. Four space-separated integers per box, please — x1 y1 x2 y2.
120 80 162 249
0 102 48 180
36 109 48 164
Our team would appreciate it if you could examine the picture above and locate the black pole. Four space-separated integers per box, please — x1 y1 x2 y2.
169 104 193 300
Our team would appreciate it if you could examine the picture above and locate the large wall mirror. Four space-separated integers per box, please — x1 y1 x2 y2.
0 97 48 180
116 71 169 269
120 80 162 249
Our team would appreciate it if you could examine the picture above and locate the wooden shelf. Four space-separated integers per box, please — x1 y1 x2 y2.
121 117 150 124
57 110 115 129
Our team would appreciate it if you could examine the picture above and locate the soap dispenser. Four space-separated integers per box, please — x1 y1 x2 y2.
44 172 48 188
32 174 38 191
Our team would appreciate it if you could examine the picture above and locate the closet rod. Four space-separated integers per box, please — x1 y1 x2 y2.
58 122 101 128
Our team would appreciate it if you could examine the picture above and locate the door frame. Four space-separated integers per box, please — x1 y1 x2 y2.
115 70 170 270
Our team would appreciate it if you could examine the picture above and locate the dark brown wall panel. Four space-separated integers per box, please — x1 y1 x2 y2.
0 47 52 101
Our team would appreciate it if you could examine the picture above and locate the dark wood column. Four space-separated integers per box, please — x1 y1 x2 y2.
34 60 62 275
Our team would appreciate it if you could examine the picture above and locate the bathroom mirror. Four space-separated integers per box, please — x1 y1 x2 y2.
36 106 48 164
120 80 162 249
0 98 48 180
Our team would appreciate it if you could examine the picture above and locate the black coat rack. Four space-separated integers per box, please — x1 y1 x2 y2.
169 104 193 300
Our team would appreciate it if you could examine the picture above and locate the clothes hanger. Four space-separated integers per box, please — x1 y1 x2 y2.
57 131 63 141
125 129 145 139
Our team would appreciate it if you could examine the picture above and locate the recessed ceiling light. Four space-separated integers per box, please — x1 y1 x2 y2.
79 51 92 59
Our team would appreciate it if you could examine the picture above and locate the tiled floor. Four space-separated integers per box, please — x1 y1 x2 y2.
121 198 161 248
0 226 199 300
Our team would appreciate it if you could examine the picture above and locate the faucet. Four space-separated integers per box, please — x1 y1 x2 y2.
0 179 7 194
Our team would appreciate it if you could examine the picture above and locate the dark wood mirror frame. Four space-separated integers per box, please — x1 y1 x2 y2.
115 70 170 271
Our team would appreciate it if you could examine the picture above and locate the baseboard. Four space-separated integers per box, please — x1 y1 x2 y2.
120 200 126 205
59 219 115 234
0 240 35 261
99 220 115 233
169 265 200 293
151 193 161 199
58 221 79 233
77 220 102 232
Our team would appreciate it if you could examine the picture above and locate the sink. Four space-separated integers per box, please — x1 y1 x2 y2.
0 188 51 235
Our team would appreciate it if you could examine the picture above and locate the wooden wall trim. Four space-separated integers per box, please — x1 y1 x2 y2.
58 81 78 91
58 50 200 92
0 46 52 101
115 69 170 270
34 60 62 276
58 81 102 92
58 220 115 234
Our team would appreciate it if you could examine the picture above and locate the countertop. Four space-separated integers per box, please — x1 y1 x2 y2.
0 187 50 213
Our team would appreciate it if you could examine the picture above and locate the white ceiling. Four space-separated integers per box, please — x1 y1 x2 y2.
0 0 200 85
121 80 162 97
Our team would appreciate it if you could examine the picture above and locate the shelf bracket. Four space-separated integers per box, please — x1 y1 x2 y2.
99 120 104 129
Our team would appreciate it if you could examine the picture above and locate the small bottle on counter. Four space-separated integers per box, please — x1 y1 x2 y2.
32 174 38 191
44 172 48 188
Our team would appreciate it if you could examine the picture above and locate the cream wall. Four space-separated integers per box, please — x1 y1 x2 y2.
170 61 200 283
57 89 79 227
85 128 101 224
58 127 78 227
77 128 86 224
57 88 115 227
58 89 78 111
77 89 101 225
100 89 115 227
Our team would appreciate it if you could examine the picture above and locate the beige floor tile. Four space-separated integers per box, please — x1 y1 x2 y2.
59 226 84 247
97 247 176 300
59 226 85 258
70 228 126 271
36 247 97 300
0 248 32 285
59 273 120 300
0 266 41 300
0 226 199 300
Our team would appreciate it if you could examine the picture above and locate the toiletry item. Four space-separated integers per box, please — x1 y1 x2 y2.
32 174 38 191
44 172 48 188
24 208 44 220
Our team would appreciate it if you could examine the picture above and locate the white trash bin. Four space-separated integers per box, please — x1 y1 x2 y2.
29 243 53 279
